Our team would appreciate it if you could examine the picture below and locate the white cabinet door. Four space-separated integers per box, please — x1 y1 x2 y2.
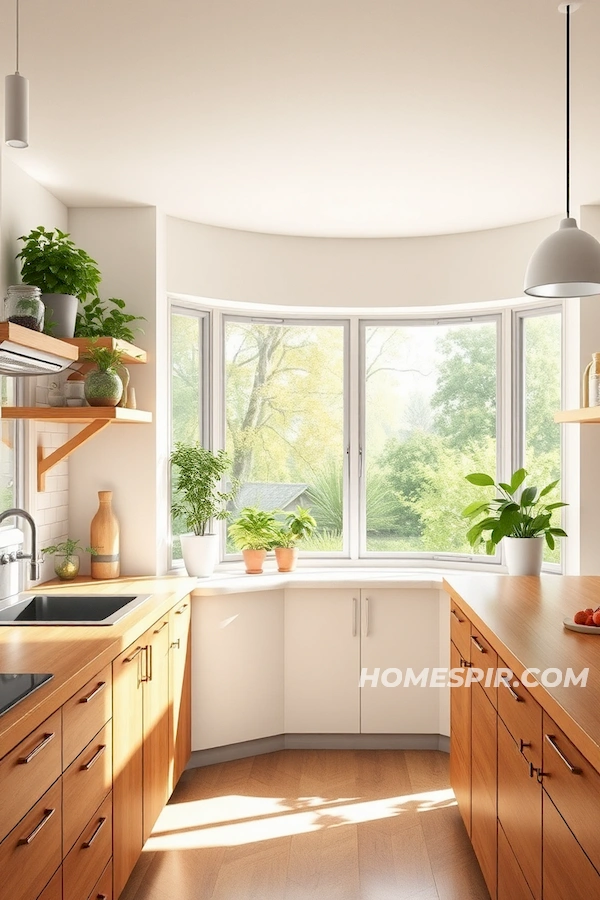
360 589 440 734
284 589 360 733
191 590 284 750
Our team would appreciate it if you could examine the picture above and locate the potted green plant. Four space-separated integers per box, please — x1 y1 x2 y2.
16 226 102 338
462 467 568 575
41 538 98 581
75 296 146 343
272 506 317 572
82 343 125 407
228 507 279 574
170 442 238 577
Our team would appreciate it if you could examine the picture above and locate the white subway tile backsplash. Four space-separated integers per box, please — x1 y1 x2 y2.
56 506 68 523
38 524 52 543
56 475 69 492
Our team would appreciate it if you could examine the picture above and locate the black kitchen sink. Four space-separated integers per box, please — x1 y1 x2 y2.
0 593 152 625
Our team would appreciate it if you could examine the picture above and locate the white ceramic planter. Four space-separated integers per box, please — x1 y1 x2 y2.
180 533 219 577
504 536 544 575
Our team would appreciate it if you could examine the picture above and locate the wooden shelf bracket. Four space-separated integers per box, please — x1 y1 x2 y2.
37 420 111 491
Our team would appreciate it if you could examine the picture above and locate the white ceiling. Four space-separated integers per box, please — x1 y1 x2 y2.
2 0 600 238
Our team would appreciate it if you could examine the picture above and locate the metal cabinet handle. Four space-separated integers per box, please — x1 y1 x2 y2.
519 739 531 753
82 744 106 771
124 646 144 663
175 603 188 615
500 676 521 702
82 816 107 849
170 639 181 650
451 608 464 623
18 808 55 844
154 620 168 634
545 734 582 774
145 644 153 682
97 895 108 900
471 635 486 653
352 598 357 637
459 657 473 669
18 732 55 764
364 598 370 636
80 681 106 704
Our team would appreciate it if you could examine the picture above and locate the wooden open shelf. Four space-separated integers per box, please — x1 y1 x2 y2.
1 407 152 490
554 408 600 424
0 322 79 364
62 337 147 364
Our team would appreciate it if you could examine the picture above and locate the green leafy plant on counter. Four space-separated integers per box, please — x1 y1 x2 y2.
41 538 98 563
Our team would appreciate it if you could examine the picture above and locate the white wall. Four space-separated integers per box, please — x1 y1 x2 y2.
167 215 556 308
67 207 167 576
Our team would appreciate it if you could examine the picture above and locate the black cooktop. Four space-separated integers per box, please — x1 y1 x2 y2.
0 673 53 717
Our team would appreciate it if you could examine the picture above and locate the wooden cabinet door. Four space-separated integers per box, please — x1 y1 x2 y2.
543 790 600 900
112 640 145 899
497 717 541 899
498 822 534 900
470 680 497 899
143 615 171 842
360 589 440 734
284 589 359 733
450 639 471 837
169 596 191 794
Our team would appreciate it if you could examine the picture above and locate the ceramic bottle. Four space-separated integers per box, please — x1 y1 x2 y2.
90 490 120 579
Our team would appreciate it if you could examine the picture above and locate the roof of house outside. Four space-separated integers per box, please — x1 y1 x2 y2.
230 482 310 512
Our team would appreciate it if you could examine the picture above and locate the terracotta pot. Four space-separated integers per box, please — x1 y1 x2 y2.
275 546 298 572
243 548 266 574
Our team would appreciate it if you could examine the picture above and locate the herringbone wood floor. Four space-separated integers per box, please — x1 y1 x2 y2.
120 749 489 900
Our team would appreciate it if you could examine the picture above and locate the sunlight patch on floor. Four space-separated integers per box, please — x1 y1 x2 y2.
144 788 455 851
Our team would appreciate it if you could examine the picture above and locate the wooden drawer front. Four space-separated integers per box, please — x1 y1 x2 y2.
38 868 62 900
542 712 600 873
88 859 112 900
497 718 541 900
63 665 112 769
63 720 112 855
450 601 471 661
449 641 471 837
63 792 112 900
0 709 61 840
470 680 497 900
470 625 498 709
0 779 62 900
543 791 600 900
498 822 534 900
497 663 542 769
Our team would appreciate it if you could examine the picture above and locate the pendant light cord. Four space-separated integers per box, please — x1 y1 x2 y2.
566 3 570 218
15 0 20 73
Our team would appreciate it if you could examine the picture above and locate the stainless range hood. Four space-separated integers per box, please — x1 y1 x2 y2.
0 323 78 376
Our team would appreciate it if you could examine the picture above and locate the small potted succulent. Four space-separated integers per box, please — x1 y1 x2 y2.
272 506 317 572
16 226 102 338
228 507 279 574
82 343 125 407
41 538 98 581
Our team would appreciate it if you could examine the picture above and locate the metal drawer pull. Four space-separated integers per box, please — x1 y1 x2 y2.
97 895 108 900
170 639 180 650
471 635 486 653
459 657 473 669
500 676 521 702
450 608 464 623
82 744 106 771
82 816 107 848
145 644 153 682
18 732 55 764
175 603 188 615
80 681 106 704
124 646 144 663
545 734 582 774
364 598 370 636
519 739 531 753
154 620 168 634
352 598 357 637
18 807 55 844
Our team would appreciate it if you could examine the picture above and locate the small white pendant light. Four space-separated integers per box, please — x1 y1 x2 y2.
524 3 600 299
4 0 29 149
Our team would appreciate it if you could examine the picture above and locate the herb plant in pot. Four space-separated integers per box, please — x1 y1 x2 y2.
170 443 238 577
41 538 98 581
16 227 102 338
462 468 568 575
82 344 125 407
272 506 317 572
228 507 279 574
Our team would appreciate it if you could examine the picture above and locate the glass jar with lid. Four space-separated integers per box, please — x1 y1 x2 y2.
3 285 44 332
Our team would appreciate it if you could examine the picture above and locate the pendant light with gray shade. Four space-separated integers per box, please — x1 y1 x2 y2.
524 2 600 299
4 0 29 149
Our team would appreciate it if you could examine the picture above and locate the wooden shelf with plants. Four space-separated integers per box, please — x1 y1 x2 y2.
554 408 600 424
0 321 79 364
62 336 147 365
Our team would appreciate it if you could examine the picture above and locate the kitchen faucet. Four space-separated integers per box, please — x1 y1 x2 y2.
0 508 41 581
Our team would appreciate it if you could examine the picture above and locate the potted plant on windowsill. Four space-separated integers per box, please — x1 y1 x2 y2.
228 507 279 574
170 442 238 577
41 538 98 581
16 226 102 338
272 506 317 572
462 467 568 575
